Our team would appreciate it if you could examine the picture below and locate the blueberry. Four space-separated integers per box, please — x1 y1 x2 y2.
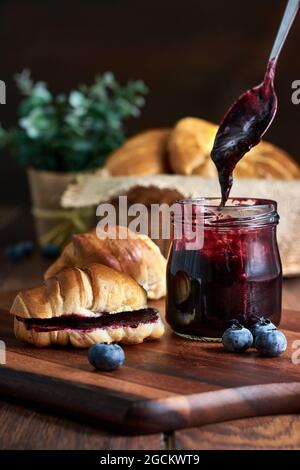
40 244 60 259
255 329 287 357
250 317 276 339
5 240 34 262
88 343 125 371
222 322 253 353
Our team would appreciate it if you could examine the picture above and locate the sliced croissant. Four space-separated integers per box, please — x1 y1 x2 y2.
12 264 147 319
11 263 165 347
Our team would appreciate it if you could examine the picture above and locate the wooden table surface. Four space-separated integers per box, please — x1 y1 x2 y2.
1 206 300 450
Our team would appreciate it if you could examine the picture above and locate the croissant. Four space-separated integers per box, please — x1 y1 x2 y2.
11 263 164 348
234 141 300 179
44 225 166 299
105 128 171 176
168 117 300 179
168 117 218 175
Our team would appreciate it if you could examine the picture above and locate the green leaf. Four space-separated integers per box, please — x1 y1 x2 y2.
31 82 52 104
69 90 86 108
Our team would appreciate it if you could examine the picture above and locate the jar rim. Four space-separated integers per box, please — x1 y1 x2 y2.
176 197 277 210
172 197 279 228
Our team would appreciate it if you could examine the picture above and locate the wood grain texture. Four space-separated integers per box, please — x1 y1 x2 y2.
174 415 300 450
0 399 161 450
1 288 300 434
1 253 300 446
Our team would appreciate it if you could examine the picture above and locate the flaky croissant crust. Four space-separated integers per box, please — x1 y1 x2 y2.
44 226 166 299
14 316 165 348
11 263 147 319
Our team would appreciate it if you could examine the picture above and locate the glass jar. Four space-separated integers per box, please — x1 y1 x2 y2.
166 198 282 341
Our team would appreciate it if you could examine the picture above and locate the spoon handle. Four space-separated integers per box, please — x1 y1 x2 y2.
269 0 300 63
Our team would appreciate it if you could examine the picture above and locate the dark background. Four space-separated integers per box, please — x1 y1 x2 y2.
1 0 300 204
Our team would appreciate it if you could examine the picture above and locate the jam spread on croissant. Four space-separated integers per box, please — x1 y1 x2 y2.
17 308 160 332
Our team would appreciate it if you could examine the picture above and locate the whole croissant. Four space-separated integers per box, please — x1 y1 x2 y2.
44 226 166 299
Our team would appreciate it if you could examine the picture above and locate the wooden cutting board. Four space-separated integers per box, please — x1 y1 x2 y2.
1 291 300 435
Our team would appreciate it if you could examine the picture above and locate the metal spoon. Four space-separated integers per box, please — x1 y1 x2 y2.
211 0 300 205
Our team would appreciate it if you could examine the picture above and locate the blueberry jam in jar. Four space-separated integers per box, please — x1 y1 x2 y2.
166 198 282 341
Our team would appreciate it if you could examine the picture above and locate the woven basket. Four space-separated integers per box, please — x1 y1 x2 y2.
62 172 300 277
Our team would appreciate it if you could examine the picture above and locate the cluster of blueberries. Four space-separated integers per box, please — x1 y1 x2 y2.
87 317 287 372
87 317 287 371
222 317 287 357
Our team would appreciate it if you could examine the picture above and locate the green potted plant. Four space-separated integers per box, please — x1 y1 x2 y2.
0 70 147 248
